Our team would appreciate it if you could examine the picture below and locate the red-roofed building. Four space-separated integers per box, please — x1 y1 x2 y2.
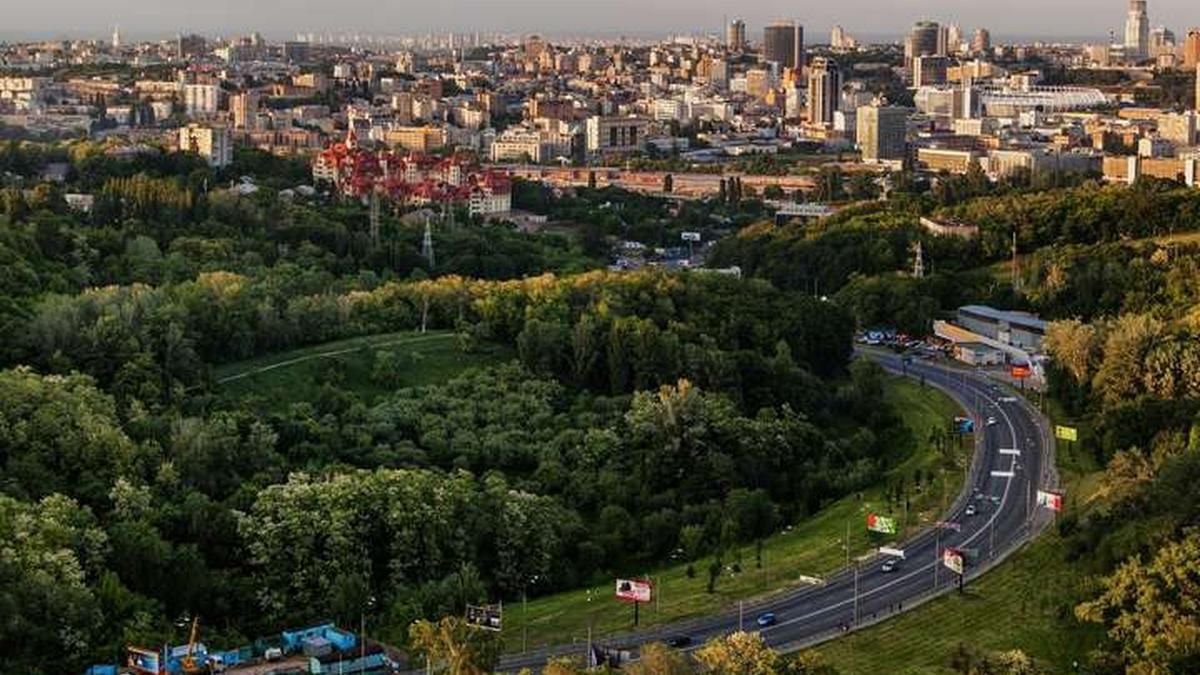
313 131 512 216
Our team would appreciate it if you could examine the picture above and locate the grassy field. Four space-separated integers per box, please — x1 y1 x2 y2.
503 376 969 650
213 331 511 409
816 401 1107 674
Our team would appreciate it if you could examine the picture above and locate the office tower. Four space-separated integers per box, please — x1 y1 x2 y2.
974 28 993 54
972 28 992 55
727 19 747 51
711 59 730 90
1125 0 1150 61
1184 29 1200 69
913 55 949 87
1149 26 1175 58
1196 64 1200 111
112 25 121 49
857 105 909 163
831 26 846 49
946 24 963 55
908 20 941 69
764 20 804 71
806 57 841 127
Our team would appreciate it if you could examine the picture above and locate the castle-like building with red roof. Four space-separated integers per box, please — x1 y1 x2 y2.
313 130 512 216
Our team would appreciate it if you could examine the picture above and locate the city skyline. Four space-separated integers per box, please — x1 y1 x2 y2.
3 0 1199 43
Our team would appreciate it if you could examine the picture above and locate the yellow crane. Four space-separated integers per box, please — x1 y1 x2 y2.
180 616 205 674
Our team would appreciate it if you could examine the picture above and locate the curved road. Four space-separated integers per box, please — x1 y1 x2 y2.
496 352 1058 671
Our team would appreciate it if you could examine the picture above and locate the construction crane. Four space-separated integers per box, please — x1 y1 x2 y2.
180 616 205 674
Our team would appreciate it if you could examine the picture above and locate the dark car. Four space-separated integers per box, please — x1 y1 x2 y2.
665 635 692 648
756 612 777 628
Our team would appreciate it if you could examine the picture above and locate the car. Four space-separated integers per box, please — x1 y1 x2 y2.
965 504 977 517
756 612 777 628
986 417 998 426
264 647 283 662
665 635 692 649
999 396 1018 404
881 559 899 573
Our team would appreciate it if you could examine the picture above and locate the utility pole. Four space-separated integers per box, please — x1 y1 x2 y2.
933 530 940 591
853 563 860 625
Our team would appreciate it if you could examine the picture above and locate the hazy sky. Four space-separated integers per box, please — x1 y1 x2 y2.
4 0 1198 42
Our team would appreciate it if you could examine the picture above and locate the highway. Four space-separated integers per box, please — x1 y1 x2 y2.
495 351 1058 671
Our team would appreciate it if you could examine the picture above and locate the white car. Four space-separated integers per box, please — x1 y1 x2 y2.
965 504 977 517
881 559 899 573
986 417 998 426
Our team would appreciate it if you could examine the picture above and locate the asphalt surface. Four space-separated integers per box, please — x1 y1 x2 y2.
494 351 1058 672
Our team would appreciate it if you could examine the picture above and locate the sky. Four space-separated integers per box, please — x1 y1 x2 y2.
3 0 1198 42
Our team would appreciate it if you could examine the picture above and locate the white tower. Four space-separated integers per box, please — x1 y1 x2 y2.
112 25 122 49
1125 0 1150 61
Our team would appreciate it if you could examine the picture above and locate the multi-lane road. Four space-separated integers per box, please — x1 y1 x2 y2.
496 351 1058 671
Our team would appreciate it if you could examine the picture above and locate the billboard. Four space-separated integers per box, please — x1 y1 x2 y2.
1010 363 1032 379
465 604 502 631
942 548 964 575
126 647 161 674
615 579 652 603
1036 490 1063 512
866 513 897 535
1054 425 1078 442
681 231 702 242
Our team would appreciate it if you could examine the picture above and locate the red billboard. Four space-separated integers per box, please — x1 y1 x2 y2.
615 578 652 603
1010 364 1032 379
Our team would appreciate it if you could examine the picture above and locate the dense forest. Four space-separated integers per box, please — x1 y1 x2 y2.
0 140 914 674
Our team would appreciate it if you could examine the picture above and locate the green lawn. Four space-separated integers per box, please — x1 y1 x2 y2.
504 376 970 651
213 331 511 409
816 401 1107 674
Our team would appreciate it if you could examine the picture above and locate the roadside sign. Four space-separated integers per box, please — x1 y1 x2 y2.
942 548 964 575
990 470 1015 478
1055 426 1078 442
867 513 898 535
1010 364 1032 379
879 546 906 560
1036 490 1064 512
615 579 652 603
465 605 502 631
681 231 701 242
998 448 1021 456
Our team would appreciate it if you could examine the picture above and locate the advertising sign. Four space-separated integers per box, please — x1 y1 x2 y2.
615 579 652 603
1010 363 1032 379
126 647 161 674
942 548 964 575
1036 490 1064 512
681 231 702 242
465 605 503 631
1055 425 1078 442
866 513 898 535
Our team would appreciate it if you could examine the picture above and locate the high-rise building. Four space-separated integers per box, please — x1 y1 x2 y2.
727 19 747 52
913 55 949 88
1124 0 1150 61
857 104 909 163
231 92 259 130
111 25 121 50
1196 63 1200 111
908 21 941 69
183 83 220 116
1149 26 1175 58
179 124 232 168
972 28 992 55
831 26 847 49
946 24 963 55
806 57 842 127
1184 29 1200 69
764 20 804 71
